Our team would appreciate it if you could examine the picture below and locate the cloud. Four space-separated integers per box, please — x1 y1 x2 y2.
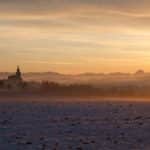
0 0 150 16
0 0 150 72
0 1 150 30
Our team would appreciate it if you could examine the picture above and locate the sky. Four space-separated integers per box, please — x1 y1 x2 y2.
1 0 150 73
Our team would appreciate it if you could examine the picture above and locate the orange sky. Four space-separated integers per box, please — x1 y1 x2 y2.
1 0 150 73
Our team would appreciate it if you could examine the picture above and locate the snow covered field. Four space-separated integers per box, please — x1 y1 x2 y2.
0 100 150 150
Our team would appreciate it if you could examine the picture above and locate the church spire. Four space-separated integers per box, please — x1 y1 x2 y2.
16 66 22 80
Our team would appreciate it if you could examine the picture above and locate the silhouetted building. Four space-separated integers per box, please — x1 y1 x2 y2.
4 66 24 90
8 66 22 82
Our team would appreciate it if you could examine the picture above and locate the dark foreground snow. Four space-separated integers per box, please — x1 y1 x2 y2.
0 100 150 150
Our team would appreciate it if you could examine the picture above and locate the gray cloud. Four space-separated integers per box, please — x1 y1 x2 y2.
0 0 150 15
0 0 150 30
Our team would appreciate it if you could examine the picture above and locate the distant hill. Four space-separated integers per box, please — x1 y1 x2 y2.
1 71 150 86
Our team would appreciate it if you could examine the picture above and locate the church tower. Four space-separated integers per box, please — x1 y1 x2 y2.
16 66 22 80
7 66 23 87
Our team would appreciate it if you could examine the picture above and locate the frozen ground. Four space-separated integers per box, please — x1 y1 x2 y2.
0 100 150 150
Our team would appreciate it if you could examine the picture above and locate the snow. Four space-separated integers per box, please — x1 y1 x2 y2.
0 100 150 150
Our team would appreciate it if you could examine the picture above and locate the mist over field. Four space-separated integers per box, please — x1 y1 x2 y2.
1 70 150 99
0 70 149 85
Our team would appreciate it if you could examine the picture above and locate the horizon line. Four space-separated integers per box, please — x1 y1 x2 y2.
0 70 147 75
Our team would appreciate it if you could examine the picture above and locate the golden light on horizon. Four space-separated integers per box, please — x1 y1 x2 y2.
0 0 150 73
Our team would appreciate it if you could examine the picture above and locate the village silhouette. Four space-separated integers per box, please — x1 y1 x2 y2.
0 66 150 98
